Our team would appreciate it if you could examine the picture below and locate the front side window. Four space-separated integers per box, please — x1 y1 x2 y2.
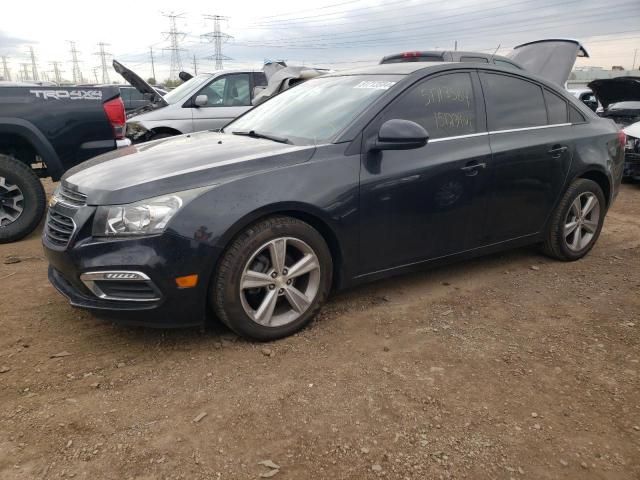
381 72 478 139
197 73 251 107
226 74 401 144
481 73 547 130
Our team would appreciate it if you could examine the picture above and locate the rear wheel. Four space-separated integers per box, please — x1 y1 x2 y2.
212 216 333 341
542 178 606 261
0 154 46 244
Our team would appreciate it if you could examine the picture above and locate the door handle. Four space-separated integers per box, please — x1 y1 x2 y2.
548 145 568 158
460 162 486 176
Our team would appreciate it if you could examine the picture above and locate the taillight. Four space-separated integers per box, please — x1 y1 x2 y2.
402 52 421 58
618 129 627 149
103 96 126 140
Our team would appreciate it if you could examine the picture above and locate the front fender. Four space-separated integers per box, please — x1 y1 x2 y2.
0 117 64 180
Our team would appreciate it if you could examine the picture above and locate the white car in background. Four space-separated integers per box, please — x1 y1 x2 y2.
114 60 267 142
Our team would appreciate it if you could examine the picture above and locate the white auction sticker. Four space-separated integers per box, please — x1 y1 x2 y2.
354 81 396 90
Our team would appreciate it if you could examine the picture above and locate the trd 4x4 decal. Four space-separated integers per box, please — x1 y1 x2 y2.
30 90 103 100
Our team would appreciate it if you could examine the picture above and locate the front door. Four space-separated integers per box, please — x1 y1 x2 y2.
191 73 253 132
359 71 492 275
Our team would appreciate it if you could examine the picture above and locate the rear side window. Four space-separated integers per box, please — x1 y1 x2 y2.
381 72 477 139
544 90 568 124
569 106 586 123
481 73 547 130
253 72 267 87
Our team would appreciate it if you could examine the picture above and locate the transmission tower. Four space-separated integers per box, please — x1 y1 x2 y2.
50 62 64 84
92 67 100 84
149 47 157 82
202 14 232 70
19 63 30 81
69 41 83 83
28 46 39 81
1 56 11 81
95 42 111 84
162 12 186 81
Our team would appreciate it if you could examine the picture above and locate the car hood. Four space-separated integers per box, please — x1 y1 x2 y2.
624 121 640 139
588 77 640 109
63 131 315 205
508 39 589 86
113 59 167 107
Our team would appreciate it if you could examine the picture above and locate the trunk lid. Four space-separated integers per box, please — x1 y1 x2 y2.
507 39 589 86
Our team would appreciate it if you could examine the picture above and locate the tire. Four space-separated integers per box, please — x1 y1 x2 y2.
212 216 333 341
0 154 46 244
542 178 606 261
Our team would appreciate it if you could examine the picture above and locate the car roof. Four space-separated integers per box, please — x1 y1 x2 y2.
326 62 453 76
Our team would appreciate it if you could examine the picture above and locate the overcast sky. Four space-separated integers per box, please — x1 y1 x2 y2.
1 0 638 83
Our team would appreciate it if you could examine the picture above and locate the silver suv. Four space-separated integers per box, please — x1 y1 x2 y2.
114 61 267 142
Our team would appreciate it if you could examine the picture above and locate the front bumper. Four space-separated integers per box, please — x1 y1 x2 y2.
44 226 220 328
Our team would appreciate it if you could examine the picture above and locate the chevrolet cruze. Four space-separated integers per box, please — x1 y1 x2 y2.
43 62 625 340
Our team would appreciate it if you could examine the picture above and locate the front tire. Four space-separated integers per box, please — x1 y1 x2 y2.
212 216 333 341
542 178 606 261
0 154 46 244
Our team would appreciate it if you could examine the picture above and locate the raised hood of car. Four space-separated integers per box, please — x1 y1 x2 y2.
113 59 167 106
508 39 589 86
63 131 315 205
588 77 640 109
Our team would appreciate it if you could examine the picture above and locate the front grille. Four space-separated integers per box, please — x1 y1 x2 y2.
59 186 87 207
45 211 75 247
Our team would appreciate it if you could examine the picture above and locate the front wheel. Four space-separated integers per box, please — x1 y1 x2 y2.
0 154 46 244
542 178 606 261
212 216 333 341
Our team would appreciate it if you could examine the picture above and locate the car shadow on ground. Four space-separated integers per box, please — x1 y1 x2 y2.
72 244 545 349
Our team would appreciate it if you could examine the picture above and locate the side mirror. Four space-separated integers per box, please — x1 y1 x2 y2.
194 94 208 107
374 119 429 151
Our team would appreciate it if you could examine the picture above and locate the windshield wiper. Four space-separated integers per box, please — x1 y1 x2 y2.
231 130 290 144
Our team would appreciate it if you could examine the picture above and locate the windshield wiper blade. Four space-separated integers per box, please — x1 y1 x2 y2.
231 130 290 144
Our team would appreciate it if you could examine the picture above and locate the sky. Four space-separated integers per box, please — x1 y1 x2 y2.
0 0 639 83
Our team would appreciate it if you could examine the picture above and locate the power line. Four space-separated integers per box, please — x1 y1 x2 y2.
95 42 111 83
162 12 187 81
28 46 39 81
69 41 83 83
202 14 232 70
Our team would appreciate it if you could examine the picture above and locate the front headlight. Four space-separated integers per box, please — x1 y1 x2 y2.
92 188 208 237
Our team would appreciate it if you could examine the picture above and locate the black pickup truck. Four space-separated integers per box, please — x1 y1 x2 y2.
0 85 129 243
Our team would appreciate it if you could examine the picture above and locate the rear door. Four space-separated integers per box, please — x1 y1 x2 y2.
479 71 574 243
191 73 253 132
359 70 492 274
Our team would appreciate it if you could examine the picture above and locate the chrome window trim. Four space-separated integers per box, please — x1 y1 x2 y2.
429 132 489 143
488 123 571 135
80 270 161 302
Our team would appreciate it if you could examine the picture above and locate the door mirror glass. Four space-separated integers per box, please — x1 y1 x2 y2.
374 119 429 151
194 94 208 107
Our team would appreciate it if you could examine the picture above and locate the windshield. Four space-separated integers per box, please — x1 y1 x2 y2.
163 74 211 104
226 75 402 144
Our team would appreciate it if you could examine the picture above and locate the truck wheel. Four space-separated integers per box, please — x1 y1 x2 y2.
0 154 46 244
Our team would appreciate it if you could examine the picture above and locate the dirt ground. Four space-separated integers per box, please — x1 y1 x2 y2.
0 181 638 480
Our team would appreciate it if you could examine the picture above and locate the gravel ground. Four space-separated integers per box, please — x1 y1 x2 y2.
0 181 639 480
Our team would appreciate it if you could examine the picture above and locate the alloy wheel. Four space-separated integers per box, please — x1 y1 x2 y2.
563 192 600 252
0 176 24 227
239 237 321 327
